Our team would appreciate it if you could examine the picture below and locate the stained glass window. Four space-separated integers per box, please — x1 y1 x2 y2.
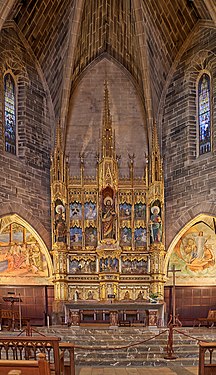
198 73 211 155
4 73 16 155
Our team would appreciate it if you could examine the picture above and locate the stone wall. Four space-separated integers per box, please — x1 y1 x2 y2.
0 26 52 248
162 25 216 249
66 57 148 178
140 0 198 115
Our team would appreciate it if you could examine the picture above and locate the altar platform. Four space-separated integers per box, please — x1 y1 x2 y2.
64 301 164 327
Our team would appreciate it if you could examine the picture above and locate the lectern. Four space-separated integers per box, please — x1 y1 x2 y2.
3 295 22 331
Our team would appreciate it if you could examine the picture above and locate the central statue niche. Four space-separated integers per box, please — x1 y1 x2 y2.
101 186 116 241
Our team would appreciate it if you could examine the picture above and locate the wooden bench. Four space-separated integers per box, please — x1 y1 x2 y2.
0 336 76 375
0 353 50 375
119 320 131 327
194 310 216 327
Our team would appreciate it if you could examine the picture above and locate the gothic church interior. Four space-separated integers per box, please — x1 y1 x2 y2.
0 0 215 327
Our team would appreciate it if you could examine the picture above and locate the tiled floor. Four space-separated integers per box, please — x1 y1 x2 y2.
77 366 198 374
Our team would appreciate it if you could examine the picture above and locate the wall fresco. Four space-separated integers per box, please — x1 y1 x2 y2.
169 222 216 282
0 223 48 277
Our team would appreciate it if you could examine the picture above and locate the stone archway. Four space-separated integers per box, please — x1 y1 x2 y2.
0 214 53 285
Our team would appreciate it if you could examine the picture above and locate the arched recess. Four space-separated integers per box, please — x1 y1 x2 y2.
0 214 53 285
165 213 216 286
65 56 148 179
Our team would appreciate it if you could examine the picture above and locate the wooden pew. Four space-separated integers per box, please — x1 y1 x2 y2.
0 336 60 375
0 353 50 375
194 310 216 327
0 336 75 375
199 342 216 375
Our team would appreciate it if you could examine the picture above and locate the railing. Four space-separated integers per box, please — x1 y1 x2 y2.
0 336 61 375
199 342 216 375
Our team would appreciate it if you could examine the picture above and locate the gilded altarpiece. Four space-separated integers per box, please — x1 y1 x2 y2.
51 82 165 306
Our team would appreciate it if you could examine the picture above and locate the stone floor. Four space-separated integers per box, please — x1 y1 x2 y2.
76 365 198 374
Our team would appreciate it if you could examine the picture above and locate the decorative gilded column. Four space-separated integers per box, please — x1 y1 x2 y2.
50 123 69 309
148 121 165 299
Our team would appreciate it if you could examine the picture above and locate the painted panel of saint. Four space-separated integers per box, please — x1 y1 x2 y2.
70 226 82 245
134 203 146 220
169 222 215 280
70 202 82 220
69 258 96 274
149 203 162 243
102 196 116 240
99 257 119 272
85 227 97 247
119 203 131 219
84 202 97 220
55 202 66 242
135 227 147 248
122 259 148 274
120 227 132 246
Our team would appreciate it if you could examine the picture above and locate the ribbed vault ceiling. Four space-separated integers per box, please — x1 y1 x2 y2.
1 0 214 125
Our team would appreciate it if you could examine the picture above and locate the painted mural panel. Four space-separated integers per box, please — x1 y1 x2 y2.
85 227 97 247
69 257 96 274
121 258 148 274
84 202 97 220
99 257 119 272
70 226 82 245
120 227 132 246
119 203 131 219
134 203 146 220
70 202 82 219
169 222 216 283
0 223 48 277
135 227 147 248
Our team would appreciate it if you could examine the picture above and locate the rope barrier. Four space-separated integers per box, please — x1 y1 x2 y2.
173 328 209 343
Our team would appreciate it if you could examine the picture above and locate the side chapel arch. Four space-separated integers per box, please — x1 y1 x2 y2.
165 213 216 286
0 214 53 285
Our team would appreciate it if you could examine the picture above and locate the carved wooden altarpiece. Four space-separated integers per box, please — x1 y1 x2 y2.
50 82 165 311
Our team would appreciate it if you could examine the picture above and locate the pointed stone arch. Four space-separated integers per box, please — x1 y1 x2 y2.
165 211 216 273
0 202 51 251
0 213 53 285
65 56 149 179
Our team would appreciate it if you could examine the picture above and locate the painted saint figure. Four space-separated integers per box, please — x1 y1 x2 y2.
149 205 162 243
55 203 67 243
102 197 116 239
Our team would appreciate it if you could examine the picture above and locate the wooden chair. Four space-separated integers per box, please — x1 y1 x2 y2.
0 353 50 375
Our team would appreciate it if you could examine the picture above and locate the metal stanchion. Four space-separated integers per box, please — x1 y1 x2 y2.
164 321 177 360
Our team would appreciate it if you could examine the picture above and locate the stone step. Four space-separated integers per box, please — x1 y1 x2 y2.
37 326 216 367
74 350 199 359
75 357 200 367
